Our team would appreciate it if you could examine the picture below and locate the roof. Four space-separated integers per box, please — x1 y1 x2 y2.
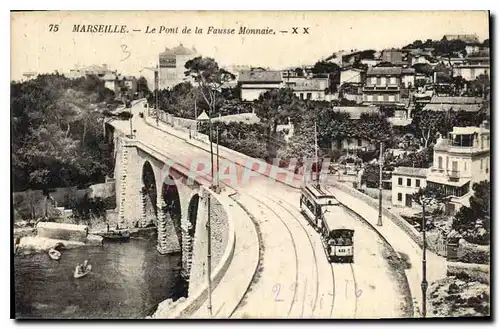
366 66 403 76
422 103 482 112
196 111 209 121
402 68 415 75
392 166 428 178
160 44 195 57
429 96 483 104
102 73 118 81
239 70 283 83
332 106 379 119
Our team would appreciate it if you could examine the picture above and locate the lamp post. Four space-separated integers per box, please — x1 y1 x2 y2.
421 201 428 317
377 141 383 226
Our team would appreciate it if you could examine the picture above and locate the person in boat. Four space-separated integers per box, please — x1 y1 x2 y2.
83 260 89 270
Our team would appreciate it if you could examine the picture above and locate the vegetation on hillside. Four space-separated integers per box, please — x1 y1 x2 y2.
11 74 115 192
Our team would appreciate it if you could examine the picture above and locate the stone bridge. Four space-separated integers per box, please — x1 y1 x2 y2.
105 121 223 283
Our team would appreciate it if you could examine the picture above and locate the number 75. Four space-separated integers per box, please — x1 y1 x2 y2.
49 24 59 32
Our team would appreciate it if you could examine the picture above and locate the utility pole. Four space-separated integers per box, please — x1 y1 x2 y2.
216 124 220 190
209 116 215 189
206 192 213 317
156 62 159 127
377 141 383 226
314 121 319 187
421 201 428 318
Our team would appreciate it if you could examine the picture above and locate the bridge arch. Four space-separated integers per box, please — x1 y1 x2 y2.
141 160 158 227
157 174 183 253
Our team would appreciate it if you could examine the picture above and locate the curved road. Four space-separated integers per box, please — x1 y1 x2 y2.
109 100 410 318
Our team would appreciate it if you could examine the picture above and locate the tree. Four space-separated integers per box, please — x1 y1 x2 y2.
255 88 304 155
413 185 451 230
137 76 150 95
184 57 235 185
411 110 445 148
452 181 490 245
311 60 340 92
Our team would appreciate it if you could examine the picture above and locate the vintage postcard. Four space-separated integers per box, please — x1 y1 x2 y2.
11 11 490 319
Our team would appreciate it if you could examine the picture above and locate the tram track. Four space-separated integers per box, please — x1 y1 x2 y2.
242 192 300 318
260 193 320 318
264 192 336 318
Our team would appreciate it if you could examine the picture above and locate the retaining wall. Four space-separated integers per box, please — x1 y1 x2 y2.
447 261 490 284
335 183 424 248
152 187 236 319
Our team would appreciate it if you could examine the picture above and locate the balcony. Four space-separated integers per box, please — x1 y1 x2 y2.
363 84 401 92
448 170 460 182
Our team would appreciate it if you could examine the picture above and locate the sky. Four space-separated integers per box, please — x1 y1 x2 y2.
11 11 489 82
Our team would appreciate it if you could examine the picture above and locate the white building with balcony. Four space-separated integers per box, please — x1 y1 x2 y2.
426 122 490 214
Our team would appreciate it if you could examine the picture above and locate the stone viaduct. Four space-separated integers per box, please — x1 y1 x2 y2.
104 123 228 288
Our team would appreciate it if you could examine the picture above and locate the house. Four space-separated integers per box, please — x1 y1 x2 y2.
411 54 432 66
330 106 380 152
391 167 428 208
340 67 365 86
158 44 199 89
362 66 404 106
453 60 490 81
443 34 480 44
21 71 38 82
360 58 381 67
238 69 283 101
401 68 415 89
292 77 329 101
381 49 409 67
326 49 376 68
426 122 490 214
102 73 120 94
422 96 484 113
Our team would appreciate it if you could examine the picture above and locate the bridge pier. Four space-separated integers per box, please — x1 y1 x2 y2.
156 197 181 254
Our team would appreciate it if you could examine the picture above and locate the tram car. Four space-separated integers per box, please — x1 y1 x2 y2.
300 184 354 263
300 184 339 231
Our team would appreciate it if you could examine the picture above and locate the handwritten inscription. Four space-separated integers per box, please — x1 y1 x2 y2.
272 284 284 302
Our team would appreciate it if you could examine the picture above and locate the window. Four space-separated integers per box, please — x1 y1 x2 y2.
376 77 382 85
397 193 402 201
486 161 489 173
407 178 411 187
389 95 395 102
480 159 483 170
481 136 484 149
464 162 467 171
398 177 403 186
357 138 362 147
378 95 384 102
438 156 443 169
390 77 397 85
371 77 377 85
383 94 389 101
306 93 312 100
416 179 421 188
380 77 386 86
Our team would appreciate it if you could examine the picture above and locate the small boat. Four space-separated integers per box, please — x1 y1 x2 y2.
100 230 130 242
48 248 61 261
74 264 92 279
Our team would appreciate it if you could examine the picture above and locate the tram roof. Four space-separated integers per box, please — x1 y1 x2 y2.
303 184 334 199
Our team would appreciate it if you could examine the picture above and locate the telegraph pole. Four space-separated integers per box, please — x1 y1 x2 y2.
314 121 319 187
377 141 383 226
